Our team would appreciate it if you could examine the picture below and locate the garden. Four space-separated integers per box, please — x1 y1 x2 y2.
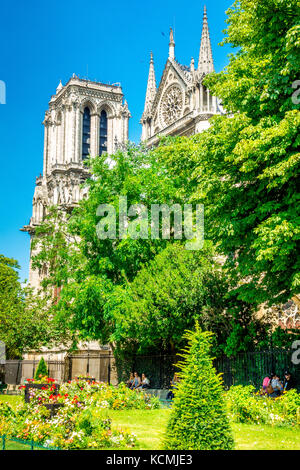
1 382 300 450
0 376 160 450
1 328 300 451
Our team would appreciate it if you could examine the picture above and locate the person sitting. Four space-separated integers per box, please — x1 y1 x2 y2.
283 371 296 391
262 374 271 394
166 373 179 400
269 373 283 397
126 372 134 388
137 373 150 390
130 372 141 390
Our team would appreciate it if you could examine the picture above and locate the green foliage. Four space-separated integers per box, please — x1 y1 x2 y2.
0 255 64 358
226 385 300 427
195 0 300 304
107 242 235 354
205 0 299 119
34 357 48 380
150 0 300 306
270 326 300 349
34 148 242 355
164 324 234 450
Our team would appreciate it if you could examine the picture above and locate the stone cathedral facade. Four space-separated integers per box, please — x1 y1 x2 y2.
141 6 221 146
22 75 131 288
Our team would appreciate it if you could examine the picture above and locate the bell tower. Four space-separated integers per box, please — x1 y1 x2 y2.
22 75 131 288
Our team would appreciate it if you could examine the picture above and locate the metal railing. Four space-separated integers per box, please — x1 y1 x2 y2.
1 435 60 450
2 349 299 390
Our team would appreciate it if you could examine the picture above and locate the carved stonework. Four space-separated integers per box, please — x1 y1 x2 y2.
141 7 220 144
160 84 183 127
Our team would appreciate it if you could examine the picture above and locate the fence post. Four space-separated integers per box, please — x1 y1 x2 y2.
2 435 5 450
69 356 72 381
17 360 21 385
159 354 162 389
31 440 34 450
108 356 111 385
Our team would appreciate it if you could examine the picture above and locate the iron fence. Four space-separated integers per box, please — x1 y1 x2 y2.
214 349 300 390
1 349 299 391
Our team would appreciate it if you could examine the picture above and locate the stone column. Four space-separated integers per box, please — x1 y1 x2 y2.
91 112 98 157
74 105 81 162
200 85 203 112
50 122 57 167
207 88 210 113
123 114 129 142
55 116 61 164
70 104 76 162
64 107 69 163
60 106 65 164
214 95 218 114
43 123 49 175
65 104 73 163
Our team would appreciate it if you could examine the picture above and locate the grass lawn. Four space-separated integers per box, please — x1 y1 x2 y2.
107 409 300 450
0 395 21 407
1 395 300 450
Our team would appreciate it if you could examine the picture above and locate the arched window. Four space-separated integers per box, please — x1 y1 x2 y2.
99 110 107 155
82 107 91 160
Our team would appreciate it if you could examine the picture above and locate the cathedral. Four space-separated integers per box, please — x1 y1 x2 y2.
23 6 218 289
141 6 220 145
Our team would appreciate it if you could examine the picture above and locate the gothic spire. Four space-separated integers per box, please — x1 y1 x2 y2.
198 5 214 74
143 51 157 115
169 27 175 60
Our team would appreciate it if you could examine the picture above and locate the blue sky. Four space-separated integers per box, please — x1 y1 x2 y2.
0 0 233 282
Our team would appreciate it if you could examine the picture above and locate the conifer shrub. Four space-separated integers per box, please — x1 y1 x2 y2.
164 324 234 450
34 357 48 380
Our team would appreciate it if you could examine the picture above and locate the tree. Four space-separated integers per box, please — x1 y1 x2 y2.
153 0 299 306
0 254 67 358
198 0 300 305
33 145 198 349
164 324 234 450
34 357 48 379
107 242 234 355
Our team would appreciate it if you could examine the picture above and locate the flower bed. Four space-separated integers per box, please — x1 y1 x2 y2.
23 384 60 403
225 385 300 427
0 378 159 449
